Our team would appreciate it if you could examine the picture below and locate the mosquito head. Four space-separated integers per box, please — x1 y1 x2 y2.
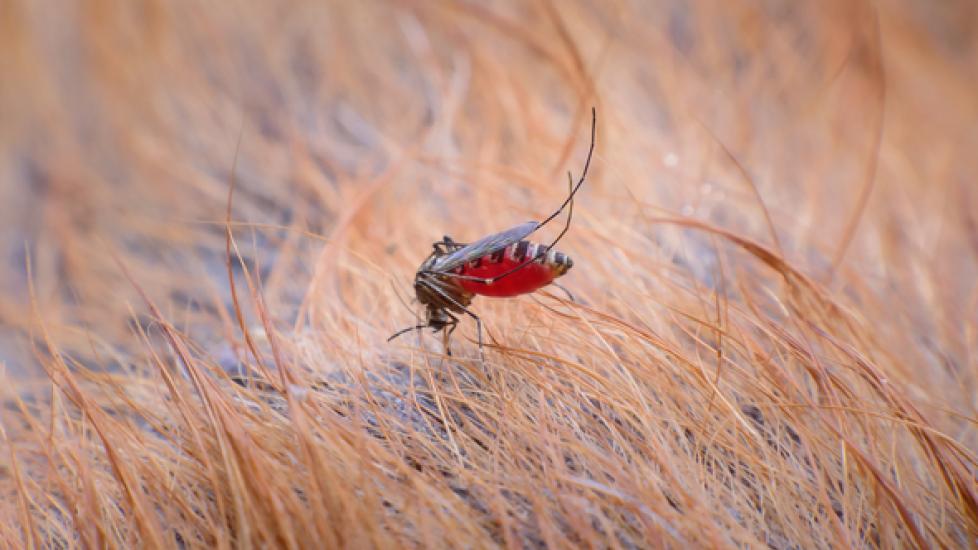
386 303 451 342
424 305 454 332
387 299 449 343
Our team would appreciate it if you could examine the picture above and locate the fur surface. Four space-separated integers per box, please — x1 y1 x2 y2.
1 1 977 547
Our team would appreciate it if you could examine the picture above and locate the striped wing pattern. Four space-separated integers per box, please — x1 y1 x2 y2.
430 221 540 273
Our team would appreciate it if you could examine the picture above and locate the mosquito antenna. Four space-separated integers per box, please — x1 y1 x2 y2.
388 324 427 342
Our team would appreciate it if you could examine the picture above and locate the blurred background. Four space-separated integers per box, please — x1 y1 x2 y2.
3 0 974 380
1 1 977 547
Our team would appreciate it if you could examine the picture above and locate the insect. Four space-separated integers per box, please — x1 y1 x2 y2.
389 108 596 358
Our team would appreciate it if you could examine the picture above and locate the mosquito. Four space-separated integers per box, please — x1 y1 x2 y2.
389 108 596 359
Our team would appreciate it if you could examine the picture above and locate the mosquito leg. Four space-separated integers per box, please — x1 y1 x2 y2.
427 159 588 288
551 282 575 302
444 236 468 249
450 306 484 365
473 313 484 365
535 107 596 231
473 171 578 285
417 250 438 270
480 109 594 284
420 277 486 363
442 313 459 356
419 270 497 284
448 303 484 364
416 110 596 291
432 236 468 255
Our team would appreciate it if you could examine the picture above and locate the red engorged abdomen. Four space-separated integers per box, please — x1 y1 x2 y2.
457 257 556 297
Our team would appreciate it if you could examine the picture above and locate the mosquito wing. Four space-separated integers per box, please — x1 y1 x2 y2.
430 221 540 273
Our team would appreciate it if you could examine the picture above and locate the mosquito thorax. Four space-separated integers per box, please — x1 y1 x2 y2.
413 263 473 311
